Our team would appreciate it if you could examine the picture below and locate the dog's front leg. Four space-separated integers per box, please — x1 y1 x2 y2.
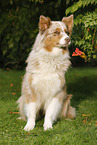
24 102 36 131
44 98 62 131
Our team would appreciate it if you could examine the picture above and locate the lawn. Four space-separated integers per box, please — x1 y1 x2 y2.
0 67 97 145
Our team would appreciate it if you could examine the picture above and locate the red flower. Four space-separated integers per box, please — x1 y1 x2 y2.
87 28 89 32
75 48 79 53
12 93 16 95
72 48 85 58
72 52 79 56
11 83 13 87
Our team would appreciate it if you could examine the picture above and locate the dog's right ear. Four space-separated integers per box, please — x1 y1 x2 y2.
39 15 51 34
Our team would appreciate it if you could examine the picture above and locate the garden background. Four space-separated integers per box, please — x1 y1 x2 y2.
0 0 97 69
0 0 97 145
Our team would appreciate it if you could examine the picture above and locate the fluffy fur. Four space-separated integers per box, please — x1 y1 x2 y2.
17 15 76 131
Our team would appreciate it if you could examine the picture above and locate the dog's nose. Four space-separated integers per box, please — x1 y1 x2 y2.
65 37 71 43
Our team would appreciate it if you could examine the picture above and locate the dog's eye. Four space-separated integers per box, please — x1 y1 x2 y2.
66 30 69 35
54 31 60 35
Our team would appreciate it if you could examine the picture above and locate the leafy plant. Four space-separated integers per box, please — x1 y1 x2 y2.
66 0 97 61
0 0 38 69
0 0 97 69
0 0 68 69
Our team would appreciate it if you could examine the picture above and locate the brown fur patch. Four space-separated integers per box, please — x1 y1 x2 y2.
63 86 67 93
62 15 73 36
39 15 51 34
67 106 76 119
62 49 68 54
64 28 66 32
60 94 71 117
25 90 36 104
55 28 61 34
44 34 62 52
58 74 65 89
24 75 37 104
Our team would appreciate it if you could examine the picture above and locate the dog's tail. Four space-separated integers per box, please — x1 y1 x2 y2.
17 96 26 121
61 94 76 119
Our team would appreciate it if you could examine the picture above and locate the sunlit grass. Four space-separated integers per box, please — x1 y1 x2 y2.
0 67 97 145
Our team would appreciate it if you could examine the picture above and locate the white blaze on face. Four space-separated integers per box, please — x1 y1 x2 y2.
58 22 70 46
59 32 70 46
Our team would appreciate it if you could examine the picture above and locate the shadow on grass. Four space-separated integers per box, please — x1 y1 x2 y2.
67 75 97 106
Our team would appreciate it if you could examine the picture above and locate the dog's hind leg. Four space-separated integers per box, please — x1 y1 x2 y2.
24 102 36 131
17 96 26 121
61 94 76 119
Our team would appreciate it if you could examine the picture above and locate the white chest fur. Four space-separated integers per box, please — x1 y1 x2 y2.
32 71 62 97
25 49 70 108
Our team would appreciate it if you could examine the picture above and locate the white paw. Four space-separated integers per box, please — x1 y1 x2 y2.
43 122 53 131
24 122 35 131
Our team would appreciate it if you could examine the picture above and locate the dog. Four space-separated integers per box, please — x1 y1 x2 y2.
17 15 76 131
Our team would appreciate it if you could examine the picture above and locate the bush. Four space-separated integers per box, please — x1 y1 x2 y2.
0 0 97 69
0 0 39 69
0 0 68 69
66 0 97 62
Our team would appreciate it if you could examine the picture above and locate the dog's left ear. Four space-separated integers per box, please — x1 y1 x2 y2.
39 15 51 34
62 15 73 36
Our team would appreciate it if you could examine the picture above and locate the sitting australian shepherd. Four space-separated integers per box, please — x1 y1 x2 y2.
17 15 76 131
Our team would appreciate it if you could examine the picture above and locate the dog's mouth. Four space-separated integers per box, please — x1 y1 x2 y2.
57 44 69 50
56 41 71 49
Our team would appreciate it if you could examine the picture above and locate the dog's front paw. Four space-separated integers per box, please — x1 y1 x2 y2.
24 122 35 131
43 121 53 131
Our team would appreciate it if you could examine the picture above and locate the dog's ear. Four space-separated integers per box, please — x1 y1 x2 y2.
62 15 73 36
39 15 51 34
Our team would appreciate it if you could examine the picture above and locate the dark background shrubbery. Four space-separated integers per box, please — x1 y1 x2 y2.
0 0 97 69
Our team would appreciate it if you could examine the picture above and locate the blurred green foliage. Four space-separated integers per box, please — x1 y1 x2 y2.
0 0 97 69
66 0 97 62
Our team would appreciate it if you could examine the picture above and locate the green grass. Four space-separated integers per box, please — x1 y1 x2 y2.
0 67 97 145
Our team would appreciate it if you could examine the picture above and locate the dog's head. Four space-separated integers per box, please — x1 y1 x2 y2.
35 15 73 53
